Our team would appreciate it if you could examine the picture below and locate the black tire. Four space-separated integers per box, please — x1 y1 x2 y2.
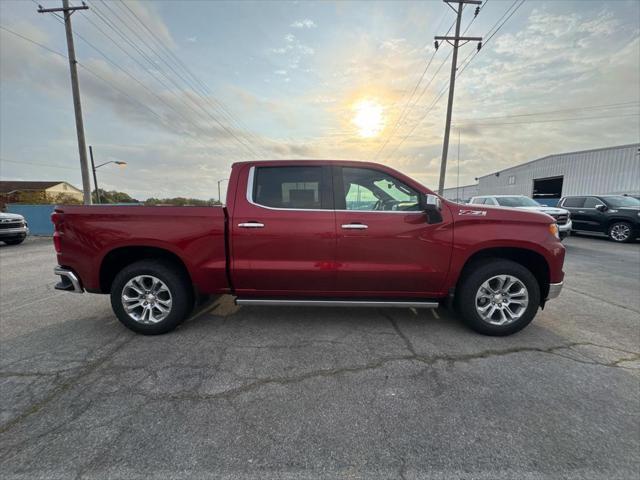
110 259 193 335
455 259 541 336
3 238 25 245
608 222 633 243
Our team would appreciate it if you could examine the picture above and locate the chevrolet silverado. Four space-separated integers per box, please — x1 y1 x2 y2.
52 160 565 336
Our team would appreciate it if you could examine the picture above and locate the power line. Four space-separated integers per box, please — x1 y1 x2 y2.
88 0 264 158
375 1 490 160
381 0 525 162
114 0 265 150
0 24 67 59
84 1 260 158
455 101 640 123
457 0 525 77
0 22 215 154
31 8 227 153
455 112 640 127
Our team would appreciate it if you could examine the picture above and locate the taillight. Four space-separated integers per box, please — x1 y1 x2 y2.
53 232 62 254
51 210 64 253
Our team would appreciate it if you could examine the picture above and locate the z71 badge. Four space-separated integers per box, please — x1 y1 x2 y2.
458 210 487 216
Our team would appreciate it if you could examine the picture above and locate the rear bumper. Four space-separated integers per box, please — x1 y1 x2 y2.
54 266 83 293
546 281 563 300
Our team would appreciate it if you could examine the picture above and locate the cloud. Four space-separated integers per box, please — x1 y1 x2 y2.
290 19 316 29
185 36 197 43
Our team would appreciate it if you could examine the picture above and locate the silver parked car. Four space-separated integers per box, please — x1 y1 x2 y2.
0 212 29 245
468 195 572 240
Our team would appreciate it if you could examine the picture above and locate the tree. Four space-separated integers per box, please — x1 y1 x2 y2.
92 189 139 204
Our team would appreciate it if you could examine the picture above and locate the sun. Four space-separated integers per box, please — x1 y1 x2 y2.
353 99 385 138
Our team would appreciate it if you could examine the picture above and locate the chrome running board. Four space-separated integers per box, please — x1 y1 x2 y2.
235 299 439 308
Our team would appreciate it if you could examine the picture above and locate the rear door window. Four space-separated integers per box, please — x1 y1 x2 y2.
252 166 331 210
562 197 585 208
470 198 485 204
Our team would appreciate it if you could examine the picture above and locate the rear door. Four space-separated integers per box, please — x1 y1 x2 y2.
332 166 452 297
560 196 587 229
230 164 336 294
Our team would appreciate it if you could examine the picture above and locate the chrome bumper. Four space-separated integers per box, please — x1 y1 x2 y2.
557 220 572 233
0 226 28 236
546 281 563 300
54 266 83 293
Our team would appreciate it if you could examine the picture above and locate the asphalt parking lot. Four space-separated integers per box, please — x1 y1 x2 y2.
1 236 639 479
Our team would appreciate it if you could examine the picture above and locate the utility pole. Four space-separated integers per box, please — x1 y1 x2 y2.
38 1 92 205
434 0 482 195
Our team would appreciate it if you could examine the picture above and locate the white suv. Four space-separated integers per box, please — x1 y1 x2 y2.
469 195 572 240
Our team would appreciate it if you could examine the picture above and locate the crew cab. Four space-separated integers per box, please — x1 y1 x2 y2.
469 195 572 240
52 160 565 336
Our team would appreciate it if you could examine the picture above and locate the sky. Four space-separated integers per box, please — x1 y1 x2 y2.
1 0 639 200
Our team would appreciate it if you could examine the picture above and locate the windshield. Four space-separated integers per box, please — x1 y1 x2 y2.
604 196 640 208
495 196 542 207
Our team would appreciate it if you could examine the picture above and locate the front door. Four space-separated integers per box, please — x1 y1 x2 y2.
333 166 452 297
231 164 336 295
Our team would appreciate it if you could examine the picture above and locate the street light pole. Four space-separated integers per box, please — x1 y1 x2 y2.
89 145 100 204
88 145 127 204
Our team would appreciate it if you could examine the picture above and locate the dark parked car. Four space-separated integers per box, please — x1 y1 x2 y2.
558 195 640 243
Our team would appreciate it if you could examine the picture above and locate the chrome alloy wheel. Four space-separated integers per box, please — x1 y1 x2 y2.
610 223 631 242
475 275 529 326
121 275 173 324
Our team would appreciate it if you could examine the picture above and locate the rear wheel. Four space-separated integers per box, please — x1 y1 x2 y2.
608 222 633 243
110 259 193 335
456 259 541 336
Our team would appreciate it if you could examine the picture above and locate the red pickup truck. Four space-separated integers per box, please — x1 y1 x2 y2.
52 160 565 336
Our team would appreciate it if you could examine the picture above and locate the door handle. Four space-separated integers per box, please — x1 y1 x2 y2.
341 223 368 230
578 211 585 213
238 222 264 228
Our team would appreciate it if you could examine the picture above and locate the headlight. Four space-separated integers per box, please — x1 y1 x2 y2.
549 223 559 239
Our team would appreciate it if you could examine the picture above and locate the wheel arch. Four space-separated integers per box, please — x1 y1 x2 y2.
456 247 550 303
99 246 193 294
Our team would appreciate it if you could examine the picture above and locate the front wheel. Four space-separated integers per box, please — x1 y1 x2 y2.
3 237 25 245
456 259 541 336
110 259 193 335
608 222 633 243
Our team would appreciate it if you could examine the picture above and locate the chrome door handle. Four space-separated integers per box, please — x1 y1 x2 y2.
578 211 585 213
341 223 368 230
238 222 264 228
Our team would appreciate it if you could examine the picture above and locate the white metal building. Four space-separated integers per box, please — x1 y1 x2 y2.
442 183 479 202
443 144 640 204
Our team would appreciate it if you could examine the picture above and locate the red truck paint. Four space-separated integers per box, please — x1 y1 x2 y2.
53 160 565 302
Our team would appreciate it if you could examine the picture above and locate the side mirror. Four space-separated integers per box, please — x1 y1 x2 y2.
421 194 443 224
595 204 607 212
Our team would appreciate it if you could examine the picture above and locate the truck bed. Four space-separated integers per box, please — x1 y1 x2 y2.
53 205 229 294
